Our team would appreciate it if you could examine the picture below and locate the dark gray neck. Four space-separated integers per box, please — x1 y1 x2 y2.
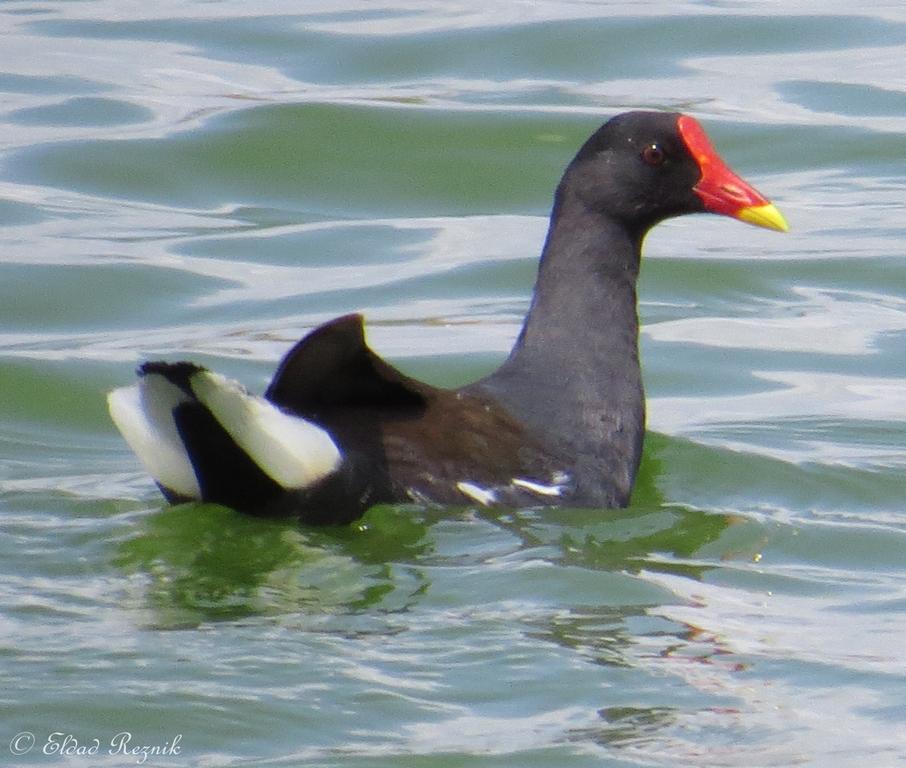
472 192 646 504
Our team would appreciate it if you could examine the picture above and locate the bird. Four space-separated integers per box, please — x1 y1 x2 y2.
108 111 787 525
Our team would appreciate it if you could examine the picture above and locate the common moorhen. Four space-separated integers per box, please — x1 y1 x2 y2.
109 111 787 524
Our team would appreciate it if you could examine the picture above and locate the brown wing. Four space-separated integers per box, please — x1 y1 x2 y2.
265 313 428 415
379 387 573 506
265 314 571 507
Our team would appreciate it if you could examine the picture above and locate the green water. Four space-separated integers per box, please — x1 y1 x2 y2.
2 3 905 766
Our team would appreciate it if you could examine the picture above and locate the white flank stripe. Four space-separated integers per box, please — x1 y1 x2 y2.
456 481 497 507
108 379 201 499
190 371 341 490
511 477 565 497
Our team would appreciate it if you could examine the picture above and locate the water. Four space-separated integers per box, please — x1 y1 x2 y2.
2 2 905 766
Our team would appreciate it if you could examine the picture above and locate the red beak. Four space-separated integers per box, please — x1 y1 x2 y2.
677 115 788 232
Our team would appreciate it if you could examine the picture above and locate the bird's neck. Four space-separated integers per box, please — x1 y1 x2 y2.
518 200 643 364
478 193 647 502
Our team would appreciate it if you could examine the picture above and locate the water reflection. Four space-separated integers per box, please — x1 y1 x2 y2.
113 433 737 637
573 705 678 749
477 432 735 577
114 502 432 628
110 436 750 757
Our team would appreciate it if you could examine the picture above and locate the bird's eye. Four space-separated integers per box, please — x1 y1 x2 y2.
641 143 666 166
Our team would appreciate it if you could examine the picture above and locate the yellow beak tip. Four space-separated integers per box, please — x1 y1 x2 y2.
736 202 789 233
